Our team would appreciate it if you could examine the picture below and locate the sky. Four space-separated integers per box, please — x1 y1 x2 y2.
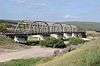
0 0 100 22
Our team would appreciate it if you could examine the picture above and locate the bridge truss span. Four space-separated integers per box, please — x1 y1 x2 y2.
14 21 84 34
32 21 50 34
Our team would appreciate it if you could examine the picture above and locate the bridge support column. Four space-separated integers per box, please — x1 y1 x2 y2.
27 35 44 41
72 33 76 37
14 36 27 43
50 34 60 39
63 33 71 39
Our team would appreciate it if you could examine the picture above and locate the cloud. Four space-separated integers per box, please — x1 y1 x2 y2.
64 15 80 19
10 0 26 4
31 2 47 6
64 15 71 18
10 0 47 6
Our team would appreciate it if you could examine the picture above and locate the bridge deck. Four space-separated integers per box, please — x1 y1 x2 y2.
0 31 86 36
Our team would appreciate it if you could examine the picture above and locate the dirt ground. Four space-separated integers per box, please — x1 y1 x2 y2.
0 46 57 62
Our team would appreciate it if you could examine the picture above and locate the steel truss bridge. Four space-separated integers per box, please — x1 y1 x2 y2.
0 21 86 38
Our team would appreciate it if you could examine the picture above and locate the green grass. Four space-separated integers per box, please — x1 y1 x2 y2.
0 58 41 66
37 38 100 66
0 57 54 66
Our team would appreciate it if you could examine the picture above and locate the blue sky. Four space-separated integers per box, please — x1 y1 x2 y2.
0 0 100 22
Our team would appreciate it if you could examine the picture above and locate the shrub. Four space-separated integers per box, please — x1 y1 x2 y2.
69 37 85 45
53 38 66 48
39 37 66 48
27 41 39 46
0 23 8 32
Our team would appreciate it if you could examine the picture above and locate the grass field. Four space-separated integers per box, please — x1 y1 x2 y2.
37 38 100 66
0 58 41 66
0 57 54 66
0 36 29 49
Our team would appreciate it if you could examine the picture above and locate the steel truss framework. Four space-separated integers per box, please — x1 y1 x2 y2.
15 21 80 34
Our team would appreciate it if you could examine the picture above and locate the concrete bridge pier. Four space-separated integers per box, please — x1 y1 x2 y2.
72 33 76 37
14 35 27 43
27 35 44 41
50 33 77 39
63 33 71 39
50 34 59 39
50 34 63 39
63 33 80 39
63 33 76 39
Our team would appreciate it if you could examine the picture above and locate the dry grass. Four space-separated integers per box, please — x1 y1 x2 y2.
37 38 100 66
0 36 29 50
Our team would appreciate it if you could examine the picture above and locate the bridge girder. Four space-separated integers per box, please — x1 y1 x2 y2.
15 21 79 34
15 20 32 33
32 21 50 34
51 23 63 33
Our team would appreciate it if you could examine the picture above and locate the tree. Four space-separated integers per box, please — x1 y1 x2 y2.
0 23 8 32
